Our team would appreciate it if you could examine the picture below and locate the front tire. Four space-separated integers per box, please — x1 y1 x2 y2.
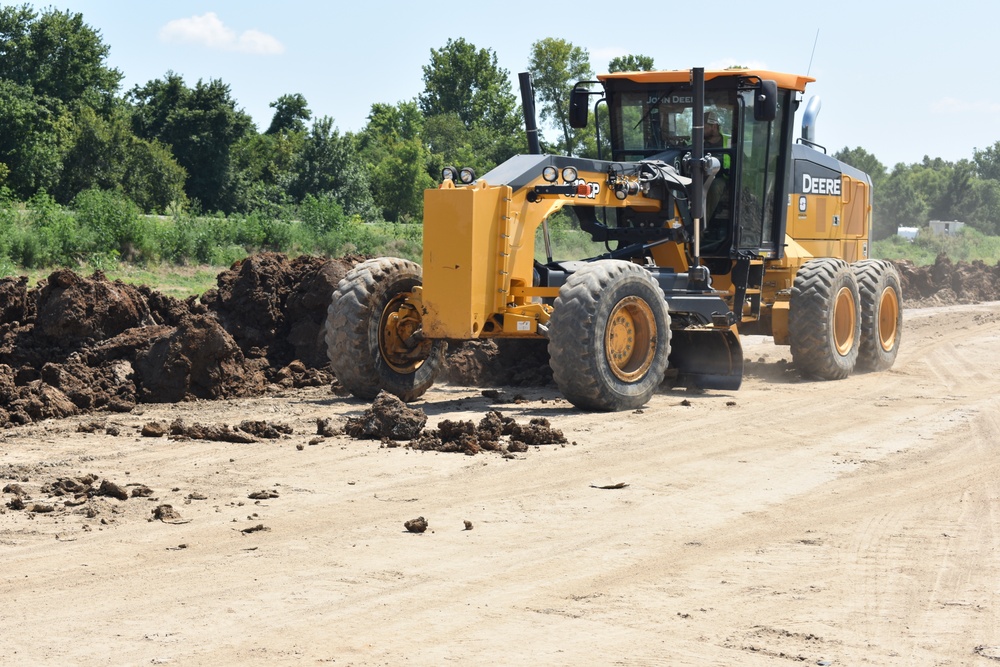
548 261 671 411
326 257 444 402
853 259 903 371
789 258 860 380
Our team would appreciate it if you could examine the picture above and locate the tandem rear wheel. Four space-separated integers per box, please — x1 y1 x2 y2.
789 258 861 380
788 257 904 379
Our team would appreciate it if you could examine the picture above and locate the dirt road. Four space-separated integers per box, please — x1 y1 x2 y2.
2 301 999 666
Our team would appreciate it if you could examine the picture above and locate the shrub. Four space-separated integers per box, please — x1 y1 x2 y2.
72 189 149 262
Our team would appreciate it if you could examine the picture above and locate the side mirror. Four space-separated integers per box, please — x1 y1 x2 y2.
754 80 777 122
569 87 590 128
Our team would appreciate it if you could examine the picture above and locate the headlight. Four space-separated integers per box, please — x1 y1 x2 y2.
542 166 558 182
442 166 458 182
459 167 476 184
561 166 578 183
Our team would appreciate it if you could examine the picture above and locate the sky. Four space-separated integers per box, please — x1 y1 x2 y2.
45 1 1000 170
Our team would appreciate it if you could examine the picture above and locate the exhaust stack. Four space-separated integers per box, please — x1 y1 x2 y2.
801 95 822 144
518 72 541 155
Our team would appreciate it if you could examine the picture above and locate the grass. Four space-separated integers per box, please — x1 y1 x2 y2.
873 227 1000 265
12 262 225 298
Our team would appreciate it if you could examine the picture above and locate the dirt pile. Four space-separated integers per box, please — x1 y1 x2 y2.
895 255 1000 306
202 252 362 370
0 254 360 428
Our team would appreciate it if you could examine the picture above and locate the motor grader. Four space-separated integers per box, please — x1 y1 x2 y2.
326 67 902 411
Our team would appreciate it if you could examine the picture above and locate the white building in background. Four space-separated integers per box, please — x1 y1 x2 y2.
897 226 919 241
929 220 965 236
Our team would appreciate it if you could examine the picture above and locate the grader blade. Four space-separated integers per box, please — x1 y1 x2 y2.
669 327 743 391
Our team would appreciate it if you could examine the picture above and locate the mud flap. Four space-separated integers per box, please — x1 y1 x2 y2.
669 327 743 390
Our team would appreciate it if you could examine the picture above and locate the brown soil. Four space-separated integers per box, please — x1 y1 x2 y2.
2 298 1000 664
896 253 1000 306
0 253 996 433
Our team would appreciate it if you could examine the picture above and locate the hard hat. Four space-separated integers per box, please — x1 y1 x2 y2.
705 111 721 125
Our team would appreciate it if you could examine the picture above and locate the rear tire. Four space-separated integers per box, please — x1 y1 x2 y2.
789 258 860 380
548 261 670 411
326 257 444 402
853 259 903 371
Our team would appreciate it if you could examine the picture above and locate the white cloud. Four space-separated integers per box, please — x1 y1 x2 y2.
159 12 284 55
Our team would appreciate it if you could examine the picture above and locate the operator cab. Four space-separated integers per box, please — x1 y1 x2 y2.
599 70 806 263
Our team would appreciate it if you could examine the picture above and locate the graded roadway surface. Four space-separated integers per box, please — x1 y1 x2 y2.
2 301 999 665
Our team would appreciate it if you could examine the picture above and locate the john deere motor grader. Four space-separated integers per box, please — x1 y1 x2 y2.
326 67 903 411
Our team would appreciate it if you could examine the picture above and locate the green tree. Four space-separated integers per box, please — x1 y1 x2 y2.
418 38 524 173
358 101 435 222
973 140 1000 181
266 93 311 135
878 163 925 239
130 74 254 212
527 38 593 156
608 54 655 73
0 4 121 107
965 178 1000 235
0 79 71 198
120 136 187 213
291 116 378 220
419 38 521 135
229 131 301 214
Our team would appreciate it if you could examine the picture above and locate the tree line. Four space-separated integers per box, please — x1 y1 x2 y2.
2 4 999 245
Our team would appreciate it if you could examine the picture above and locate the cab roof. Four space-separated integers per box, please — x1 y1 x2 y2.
598 69 815 93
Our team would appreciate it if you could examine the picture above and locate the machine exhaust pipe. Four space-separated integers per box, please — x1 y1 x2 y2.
801 95 822 144
518 72 542 155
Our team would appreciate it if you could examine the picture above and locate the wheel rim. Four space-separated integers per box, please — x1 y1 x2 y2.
833 286 857 356
604 296 657 382
877 285 900 352
379 293 432 374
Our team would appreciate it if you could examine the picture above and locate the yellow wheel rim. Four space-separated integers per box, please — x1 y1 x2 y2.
379 293 431 374
605 296 657 382
833 286 857 356
877 286 900 352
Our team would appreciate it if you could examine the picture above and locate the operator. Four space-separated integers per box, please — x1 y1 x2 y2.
704 111 726 148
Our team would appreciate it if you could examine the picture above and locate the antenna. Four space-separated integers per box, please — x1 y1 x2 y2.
806 29 820 76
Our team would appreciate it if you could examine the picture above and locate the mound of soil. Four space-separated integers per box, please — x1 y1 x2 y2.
895 255 1000 306
0 254 362 429
202 252 363 369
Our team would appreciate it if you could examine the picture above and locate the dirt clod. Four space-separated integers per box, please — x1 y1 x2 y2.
241 523 270 534
152 504 182 522
97 479 129 500
345 391 427 441
141 422 168 437
238 420 293 439
404 516 428 533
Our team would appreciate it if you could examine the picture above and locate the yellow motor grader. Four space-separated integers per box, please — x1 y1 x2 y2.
326 67 902 411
